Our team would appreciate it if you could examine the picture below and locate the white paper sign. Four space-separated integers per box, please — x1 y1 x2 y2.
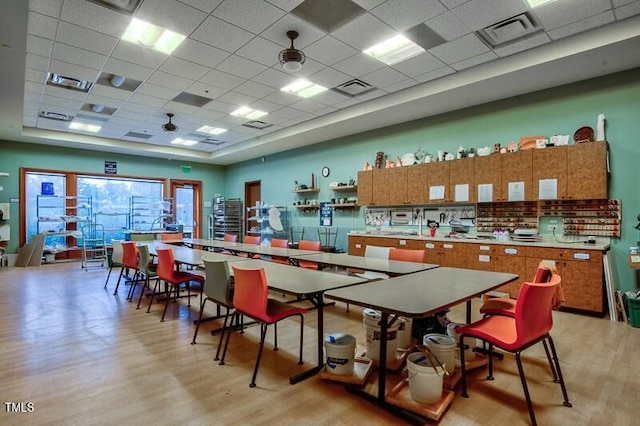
508 181 525 201
429 185 445 200
538 179 558 200
478 255 491 262
477 184 493 202
454 184 469 202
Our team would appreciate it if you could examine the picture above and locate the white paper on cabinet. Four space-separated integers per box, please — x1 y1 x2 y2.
429 185 445 200
508 181 525 201
538 179 558 200
477 184 493 202
454 184 469 202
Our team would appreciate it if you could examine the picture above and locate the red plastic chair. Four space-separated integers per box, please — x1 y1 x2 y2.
479 265 553 316
113 241 139 296
388 248 426 263
224 234 238 242
458 274 572 425
243 235 260 245
267 238 289 264
146 248 204 322
224 266 307 388
296 240 321 269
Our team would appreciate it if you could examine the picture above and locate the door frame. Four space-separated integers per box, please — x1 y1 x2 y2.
170 179 202 238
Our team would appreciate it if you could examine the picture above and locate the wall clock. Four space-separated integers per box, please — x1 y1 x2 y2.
321 166 330 178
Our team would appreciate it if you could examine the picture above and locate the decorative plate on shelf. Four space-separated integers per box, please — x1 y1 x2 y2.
573 126 594 143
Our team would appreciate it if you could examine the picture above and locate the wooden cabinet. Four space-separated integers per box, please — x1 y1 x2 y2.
533 146 568 200
426 161 449 204
449 157 475 202
357 170 372 206
501 150 533 201
567 141 608 199
474 154 502 202
388 167 408 205
561 251 604 313
407 163 429 204
466 243 496 272
371 169 391 205
492 245 526 297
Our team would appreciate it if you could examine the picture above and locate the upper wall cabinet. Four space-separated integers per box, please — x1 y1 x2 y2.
357 170 373 206
533 145 568 199
426 161 449 204
501 150 533 201
566 141 608 199
407 163 429 204
449 157 475 203
474 154 502 202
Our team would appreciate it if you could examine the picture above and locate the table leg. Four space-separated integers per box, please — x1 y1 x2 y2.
289 292 324 384
466 299 472 324
378 311 389 402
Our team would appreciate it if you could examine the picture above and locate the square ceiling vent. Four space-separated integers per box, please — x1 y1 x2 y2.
292 0 365 32
242 120 272 130
38 111 74 122
86 0 142 15
332 79 374 97
476 12 542 48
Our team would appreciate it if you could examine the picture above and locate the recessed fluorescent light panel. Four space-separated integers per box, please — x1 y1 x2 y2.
171 137 198 146
525 0 556 7
281 79 328 98
121 18 186 55
230 106 268 120
196 125 228 135
69 122 101 132
363 34 425 65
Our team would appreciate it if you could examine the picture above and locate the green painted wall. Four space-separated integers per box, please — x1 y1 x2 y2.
0 142 226 253
226 69 640 292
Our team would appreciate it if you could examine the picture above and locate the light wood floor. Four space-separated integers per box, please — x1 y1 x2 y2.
1 262 638 425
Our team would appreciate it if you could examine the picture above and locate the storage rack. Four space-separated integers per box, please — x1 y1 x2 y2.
80 222 107 269
36 195 92 254
540 199 621 237
211 197 243 240
128 196 173 231
476 201 539 233
246 205 288 243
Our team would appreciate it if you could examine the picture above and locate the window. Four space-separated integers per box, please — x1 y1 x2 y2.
26 172 66 245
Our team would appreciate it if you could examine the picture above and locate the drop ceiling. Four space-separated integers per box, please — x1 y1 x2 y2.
1 0 639 165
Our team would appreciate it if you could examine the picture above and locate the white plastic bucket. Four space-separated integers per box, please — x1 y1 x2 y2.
363 309 399 364
397 317 413 349
423 333 456 372
406 352 444 404
446 323 475 362
324 333 357 376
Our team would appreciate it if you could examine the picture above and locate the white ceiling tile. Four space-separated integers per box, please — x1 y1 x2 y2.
60 0 131 38
159 57 209 81
24 80 44 94
26 35 54 57
29 0 63 18
548 12 613 40
172 39 230 69
265 0 305 12
44 85 87 102
119 102 161 116
89 85 132 101
304 36 359 66
217 91 258 106
27 12 57 40
414 66 455 83
332 52 386 77
439 0 469 9
185 82 227 99
363 66 407 88
235 37 282 67
391 52 445 77
103 58 155 82
136 0 208 36
37 119 73 131
533 0 611 30
24 90 43 103
25 53 49 72
249 98 284 112
52 43 107 70
494 32 551 57
191 16 255 52
55 21 119 55
233 81 277 98
162 101 200 115
128 93 168 108
199 69 245 90
371 0 447 32
252 67 297 89
147 71 193 91
426 11 473 41
111 42 168 69
309 89 351 106
383 78 419 93
178 0 224 13
614 1 640 19
216 56 269 79
113 109 153 122
83 93 123 108
137 83 182 100
268 106 307 120
23 114 38 127
213 0 286 34
25 68 47 84
48 60 101 81
260 14 326 49
307 67 352 88
261 90 300 105
613 0 635 6
352 0 386 10
290 99 325 113
332 12 396 51
42 95 83 110
451 0 528 30
450 50 498 71
429 33 489 64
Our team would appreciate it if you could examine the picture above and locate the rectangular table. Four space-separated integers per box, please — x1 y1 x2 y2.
289 252 438 275
325 267 517 420
226 259 366 384
145 241 250 268
182 238 319 260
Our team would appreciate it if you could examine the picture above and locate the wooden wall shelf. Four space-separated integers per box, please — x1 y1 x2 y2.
330 185 357 192
293 188 320 194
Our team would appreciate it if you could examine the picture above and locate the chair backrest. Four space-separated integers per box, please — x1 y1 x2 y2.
514 274 561 344
111 240 124 264
298 240 321 251
160 232 182 241
156 248 176 281
243 235 260 245
364 245 391 259
232 266 268 320
204 259 233 307
389 248 425 263
532 265 553 283
121 241 139 269
137 244 155 275
271 238 289 248
224 234 238 243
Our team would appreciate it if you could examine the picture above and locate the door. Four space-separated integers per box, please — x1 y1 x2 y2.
170 179 202 238
245 180 261 237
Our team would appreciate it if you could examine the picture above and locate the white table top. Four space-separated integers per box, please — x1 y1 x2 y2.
183 238 319 258
144 241 249 267
290 252 438 275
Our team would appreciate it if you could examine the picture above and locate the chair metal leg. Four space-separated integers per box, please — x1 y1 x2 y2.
113 268 125 295
126 270 141 301
192 298 208 344
104 265 114 288
515 352 537 426
461 332 469 398
298 315 304 365
542 338 559 382
219 313 236 365
487 343 495 380
546 335 572 408
250 323 268 388
160 284 173 322
215 308 232 362
273 322 278 351
146 279 161 313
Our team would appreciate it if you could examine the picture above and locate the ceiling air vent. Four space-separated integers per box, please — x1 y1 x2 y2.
200 138 226 146
332 79 374 97
46 73 93 93
39 111 74 122
242 120 272 130
124 131 153 140
476 12 542 48
86 0 142 15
